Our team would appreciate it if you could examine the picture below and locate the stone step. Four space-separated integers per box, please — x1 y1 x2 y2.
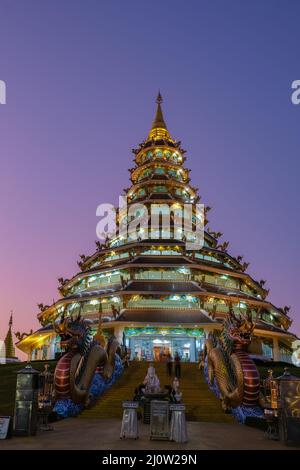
79 362 235 423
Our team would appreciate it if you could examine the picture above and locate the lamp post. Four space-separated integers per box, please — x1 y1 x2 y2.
277 368 300 446
263 369 279 440
13 363 40 436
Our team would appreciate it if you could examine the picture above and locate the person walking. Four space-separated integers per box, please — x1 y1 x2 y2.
174 351 181 379
166 352 173 377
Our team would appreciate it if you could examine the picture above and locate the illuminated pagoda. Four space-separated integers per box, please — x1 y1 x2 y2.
17 94 296 363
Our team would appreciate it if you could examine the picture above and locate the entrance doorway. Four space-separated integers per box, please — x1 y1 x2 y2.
153 338 171 361
129 335 202 362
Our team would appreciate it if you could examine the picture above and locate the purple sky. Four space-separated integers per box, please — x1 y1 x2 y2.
0 1 299 358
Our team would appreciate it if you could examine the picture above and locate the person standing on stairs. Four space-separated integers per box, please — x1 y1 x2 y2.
166 352 173 377
174 351 181 378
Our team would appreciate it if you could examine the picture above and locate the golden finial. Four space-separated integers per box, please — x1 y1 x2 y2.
152 91 167 130
9 310 13 328
147 91 172 141
156 91 163 104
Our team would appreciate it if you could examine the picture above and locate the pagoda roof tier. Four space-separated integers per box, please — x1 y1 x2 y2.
133 140 182 160
123 195 200 206
78 237 218 270
254 321 298 338
15 324 55 354
38 287 286 328
127 178 197 193
115 308 215 325
57 256 267 300
130 162 189 184
134 145 185 165
80 241 247 273
128 255 194 265
80 245 240 271
60 285 261 304
123 280 203 293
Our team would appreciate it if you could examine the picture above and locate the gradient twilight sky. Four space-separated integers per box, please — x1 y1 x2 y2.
0 1 299 358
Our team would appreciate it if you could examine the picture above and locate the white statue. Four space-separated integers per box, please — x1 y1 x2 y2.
172 377 182 403
143 364 160 393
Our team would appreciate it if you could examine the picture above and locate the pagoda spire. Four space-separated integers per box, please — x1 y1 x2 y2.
151 92 167 131
4 311 16 359
147 92 172 141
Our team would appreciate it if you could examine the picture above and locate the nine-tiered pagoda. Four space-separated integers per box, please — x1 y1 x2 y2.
17 94 296 363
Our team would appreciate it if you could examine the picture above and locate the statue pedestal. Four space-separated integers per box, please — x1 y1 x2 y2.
169 404 188 443
120 401 138 439
143 392 168 424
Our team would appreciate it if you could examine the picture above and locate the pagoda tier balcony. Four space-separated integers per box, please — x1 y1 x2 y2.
126 177 197 201
130 161 189 184
135 146 183 166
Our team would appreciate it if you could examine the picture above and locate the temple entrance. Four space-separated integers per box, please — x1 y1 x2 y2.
152 339 171 361
127 333 205 362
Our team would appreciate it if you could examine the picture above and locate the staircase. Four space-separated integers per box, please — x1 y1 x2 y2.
79 362 235 423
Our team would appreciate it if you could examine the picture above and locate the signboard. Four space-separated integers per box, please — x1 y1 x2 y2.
150 400 169 440
169 403 186 412
0 416 10 440
122 401 139 409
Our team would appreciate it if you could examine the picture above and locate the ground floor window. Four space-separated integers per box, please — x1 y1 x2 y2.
262 341 273 358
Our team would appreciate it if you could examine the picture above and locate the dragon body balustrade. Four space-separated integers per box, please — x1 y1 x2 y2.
204 310 260 411
54 314 119 405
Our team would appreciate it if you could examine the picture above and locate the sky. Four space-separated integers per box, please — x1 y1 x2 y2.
0 0 299 359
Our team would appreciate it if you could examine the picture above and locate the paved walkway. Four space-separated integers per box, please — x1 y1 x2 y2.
0 418 294 450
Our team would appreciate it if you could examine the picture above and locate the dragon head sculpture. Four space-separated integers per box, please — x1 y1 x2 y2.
54 313 93 353
223 307 255 346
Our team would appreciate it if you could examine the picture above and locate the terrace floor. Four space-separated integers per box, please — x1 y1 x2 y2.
0 418 296 450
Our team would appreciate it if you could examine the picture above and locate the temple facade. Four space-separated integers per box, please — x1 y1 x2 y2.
17 95 296 363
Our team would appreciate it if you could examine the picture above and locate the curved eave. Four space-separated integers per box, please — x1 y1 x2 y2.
135 142 180 165
130 161 188 184
127 178 196 199
16 327 55 354
81 235 218 269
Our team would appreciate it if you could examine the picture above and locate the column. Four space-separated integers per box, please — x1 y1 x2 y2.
48 336 56 359
272 337 280 361
191 338 196 362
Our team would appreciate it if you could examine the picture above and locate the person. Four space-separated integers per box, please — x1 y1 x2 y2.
171 377 182 403
198 350 204 370
159 348 164 362
174 351 181 378
166 352 173 376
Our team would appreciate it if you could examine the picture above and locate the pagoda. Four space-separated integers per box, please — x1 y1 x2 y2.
17 94 296 363
3 312 18 362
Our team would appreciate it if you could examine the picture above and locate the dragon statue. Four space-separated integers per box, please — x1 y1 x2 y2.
204 308 260 412
53 313 120 405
